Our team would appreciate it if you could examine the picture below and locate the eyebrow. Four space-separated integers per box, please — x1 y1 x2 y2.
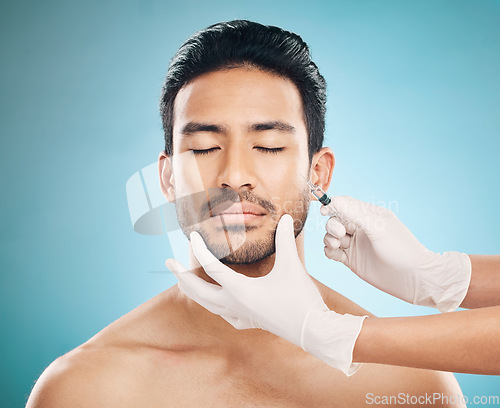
181 122 226 135
249 121 296 133
180 121 296 136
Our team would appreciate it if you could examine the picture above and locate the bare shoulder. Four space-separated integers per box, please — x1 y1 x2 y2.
26 288 187 408
25 344 134 408
25 340 192 408
310 275 376 317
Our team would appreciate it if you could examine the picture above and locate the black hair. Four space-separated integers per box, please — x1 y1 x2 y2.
159 20 326 162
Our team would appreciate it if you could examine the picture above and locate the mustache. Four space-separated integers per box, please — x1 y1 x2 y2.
201 188 277 218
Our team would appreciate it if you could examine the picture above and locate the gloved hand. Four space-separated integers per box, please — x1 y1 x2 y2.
165 213 368 376
320 196 472 312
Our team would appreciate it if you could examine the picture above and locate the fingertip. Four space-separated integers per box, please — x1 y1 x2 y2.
345 221 356 235
189 230 200 243
324 233 341 250
340 234 352 249
275 213 299 261
324 246 344 262
165 258 175 271
326 217 346 237
190 231 210 259
276 213 294 235
320 205 328 216
324 245 332 259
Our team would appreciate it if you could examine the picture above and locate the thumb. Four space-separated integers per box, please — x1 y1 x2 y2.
274 214 300 266
331 196 383 229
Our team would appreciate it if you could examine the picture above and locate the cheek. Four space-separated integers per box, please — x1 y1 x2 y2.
264 174 309 215
277 192 308 214
259 148 309 202
172 152 207 197
260 145 308 178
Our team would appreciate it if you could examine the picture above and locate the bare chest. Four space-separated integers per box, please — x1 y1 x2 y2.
131 348 362 408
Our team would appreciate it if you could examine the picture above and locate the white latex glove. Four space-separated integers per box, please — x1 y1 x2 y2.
165 214 368 376
320 196 472 312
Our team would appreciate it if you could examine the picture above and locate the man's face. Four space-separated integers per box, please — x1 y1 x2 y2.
170 67 311 264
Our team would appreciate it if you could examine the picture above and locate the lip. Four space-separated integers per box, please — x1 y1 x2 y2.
210 202 267 217
214 213 265 223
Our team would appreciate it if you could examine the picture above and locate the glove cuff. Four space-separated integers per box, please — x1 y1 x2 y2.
301 303 368 376
414 251 472 312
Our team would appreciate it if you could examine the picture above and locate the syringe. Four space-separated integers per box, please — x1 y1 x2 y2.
307 181 347 225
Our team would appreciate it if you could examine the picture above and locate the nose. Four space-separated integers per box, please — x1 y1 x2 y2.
216 144 256 191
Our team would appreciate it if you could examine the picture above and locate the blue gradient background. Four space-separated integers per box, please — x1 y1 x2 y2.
1 0 499 406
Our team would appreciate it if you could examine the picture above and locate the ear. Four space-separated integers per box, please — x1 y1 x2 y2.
309 147 335 194
158 151 175 203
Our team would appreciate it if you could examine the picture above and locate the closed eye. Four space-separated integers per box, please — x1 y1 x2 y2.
192 147 220 155
254 147 285 154
192 147 284 155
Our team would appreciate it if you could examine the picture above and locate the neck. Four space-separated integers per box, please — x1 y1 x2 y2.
187 229 306 284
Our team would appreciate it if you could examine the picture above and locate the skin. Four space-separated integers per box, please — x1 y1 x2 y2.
461 255 500 309
26 67 465 408
353 256 500 374
355 305 500 375
165 65 313 274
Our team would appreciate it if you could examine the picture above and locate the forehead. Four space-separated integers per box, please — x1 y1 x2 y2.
172 67 307 137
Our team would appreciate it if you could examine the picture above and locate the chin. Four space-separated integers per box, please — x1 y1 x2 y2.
196 219 274 260
215 239 276 265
